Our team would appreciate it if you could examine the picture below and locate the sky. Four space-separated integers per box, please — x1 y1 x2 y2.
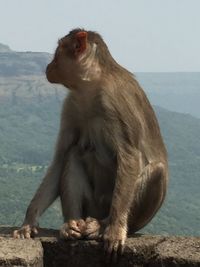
0 0 200 72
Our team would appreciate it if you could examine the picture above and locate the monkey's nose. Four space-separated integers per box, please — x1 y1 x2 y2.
46 64 53 81
46 63 53 77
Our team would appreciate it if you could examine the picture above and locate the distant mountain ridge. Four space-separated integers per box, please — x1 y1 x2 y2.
0 43 12 53
0 43 199 117
0 43 51 76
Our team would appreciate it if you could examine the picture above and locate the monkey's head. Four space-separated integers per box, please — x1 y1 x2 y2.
46 28 112 89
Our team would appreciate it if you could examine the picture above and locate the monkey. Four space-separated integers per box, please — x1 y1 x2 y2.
13 28 168 260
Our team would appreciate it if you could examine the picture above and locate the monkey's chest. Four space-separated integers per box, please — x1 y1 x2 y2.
77 119 116 167
76 120 116 216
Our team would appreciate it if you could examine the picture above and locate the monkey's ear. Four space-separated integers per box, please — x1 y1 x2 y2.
74 31 88 56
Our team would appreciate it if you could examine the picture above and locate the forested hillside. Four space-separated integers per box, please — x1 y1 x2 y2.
0 44 199 236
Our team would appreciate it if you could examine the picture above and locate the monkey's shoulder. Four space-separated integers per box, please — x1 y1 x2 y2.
99 81 145 118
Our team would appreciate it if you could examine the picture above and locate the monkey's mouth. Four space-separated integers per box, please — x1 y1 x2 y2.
46 63 58 83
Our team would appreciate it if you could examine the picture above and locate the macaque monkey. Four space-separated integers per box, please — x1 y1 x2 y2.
14 28 168 260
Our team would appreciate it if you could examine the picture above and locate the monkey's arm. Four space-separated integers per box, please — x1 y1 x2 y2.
14 112 75 238
103 120 140 259
23 150 65 227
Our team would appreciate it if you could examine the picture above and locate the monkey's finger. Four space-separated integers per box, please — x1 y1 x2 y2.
25 232 31 239
21 234 25 239
118 242 125 256
69 220 82 233
108 242 119 263
112 241 125 263
33 227 38 235
13 230 20 239
70 225 81 233
104 240 113 263
105 240 123 263
13 230 17 238
77 219 85 228
112 242 120 263
69 229 82 239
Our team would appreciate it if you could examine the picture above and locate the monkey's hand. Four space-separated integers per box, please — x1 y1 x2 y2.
13 225 38 239
103 224 127 262
60 219 86 240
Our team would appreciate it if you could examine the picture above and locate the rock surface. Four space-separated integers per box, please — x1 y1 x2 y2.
0 226 200 267
0 236 43 267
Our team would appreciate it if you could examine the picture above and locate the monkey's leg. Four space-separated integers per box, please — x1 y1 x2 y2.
128 161 167 233
84 163 115 240
60 149 97 240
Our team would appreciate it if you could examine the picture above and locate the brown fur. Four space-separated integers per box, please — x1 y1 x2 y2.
13 29 168 260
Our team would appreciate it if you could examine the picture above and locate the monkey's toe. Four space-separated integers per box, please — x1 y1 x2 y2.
83 217 102 240
103 224 126 262
104 239 124 263
60 219 86 240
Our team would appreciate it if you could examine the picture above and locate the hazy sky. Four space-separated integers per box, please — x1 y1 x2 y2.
1 0 200 72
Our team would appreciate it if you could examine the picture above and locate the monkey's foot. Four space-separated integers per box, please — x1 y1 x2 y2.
83 217 103 240
13 225 38 239
103 224 127 262
60 219 86 240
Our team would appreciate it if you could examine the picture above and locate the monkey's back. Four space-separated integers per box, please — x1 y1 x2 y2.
100 74 168 163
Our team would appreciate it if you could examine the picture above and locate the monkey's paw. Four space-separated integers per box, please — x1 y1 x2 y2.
13 225 38 239
60 219 86 240
83 217 102 240
103 224 127 262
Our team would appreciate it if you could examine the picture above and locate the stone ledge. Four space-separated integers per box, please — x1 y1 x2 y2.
0 237 43 267
0 227 200 267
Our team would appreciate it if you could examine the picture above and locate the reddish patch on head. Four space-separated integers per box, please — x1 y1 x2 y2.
76 31 87 39
75 31 88 56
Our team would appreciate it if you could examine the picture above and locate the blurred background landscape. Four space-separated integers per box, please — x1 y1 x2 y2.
0 43 199 236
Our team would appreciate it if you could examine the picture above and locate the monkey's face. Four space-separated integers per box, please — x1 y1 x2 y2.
46 31 98 89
